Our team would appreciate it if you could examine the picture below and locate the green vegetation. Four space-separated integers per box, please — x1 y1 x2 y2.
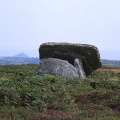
0 65 120 120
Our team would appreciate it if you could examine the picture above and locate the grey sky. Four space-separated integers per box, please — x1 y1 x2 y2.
0 0 120 60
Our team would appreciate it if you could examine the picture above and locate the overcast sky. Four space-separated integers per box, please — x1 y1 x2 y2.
0 0 120 60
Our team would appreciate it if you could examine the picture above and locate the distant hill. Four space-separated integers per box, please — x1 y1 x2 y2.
0 57 39 65
101 59 120 68
12 53 29 58
0 55 120 67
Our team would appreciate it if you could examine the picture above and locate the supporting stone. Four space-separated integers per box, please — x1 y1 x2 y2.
74 58 86 79
36 58 79 78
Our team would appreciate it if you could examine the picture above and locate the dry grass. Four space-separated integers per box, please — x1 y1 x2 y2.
99 67 120 73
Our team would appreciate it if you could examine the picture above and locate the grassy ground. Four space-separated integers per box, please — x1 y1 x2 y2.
0 64 120 120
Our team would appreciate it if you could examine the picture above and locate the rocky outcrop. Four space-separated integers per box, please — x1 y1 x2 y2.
36 42 101 78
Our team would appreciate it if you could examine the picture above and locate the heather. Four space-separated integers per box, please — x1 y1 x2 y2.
0 65 120 120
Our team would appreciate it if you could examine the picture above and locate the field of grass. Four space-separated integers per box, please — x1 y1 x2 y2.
0 64 120 120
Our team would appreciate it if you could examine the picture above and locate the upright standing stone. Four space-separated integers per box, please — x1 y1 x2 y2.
74 58 86 79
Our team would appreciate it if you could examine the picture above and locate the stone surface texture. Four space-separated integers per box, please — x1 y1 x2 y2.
74 58 86 79
36 58 79 78
39 42 102 76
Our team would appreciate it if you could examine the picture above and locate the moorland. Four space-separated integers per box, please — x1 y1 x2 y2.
0 64 120 120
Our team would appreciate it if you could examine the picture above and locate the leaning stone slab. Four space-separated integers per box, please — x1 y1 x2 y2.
74 58 86 79
35 58 80 78
39 42 102 76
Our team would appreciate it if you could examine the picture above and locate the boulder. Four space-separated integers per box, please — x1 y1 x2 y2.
39 42 101 76
35 58 80 78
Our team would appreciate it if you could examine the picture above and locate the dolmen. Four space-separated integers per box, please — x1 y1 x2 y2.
36 42 102 79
